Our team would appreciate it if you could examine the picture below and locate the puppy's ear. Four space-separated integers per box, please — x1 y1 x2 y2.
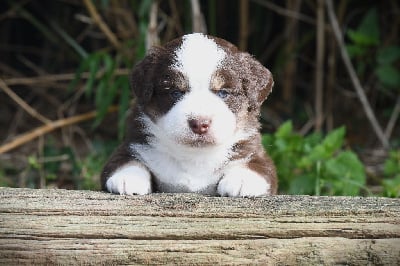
239 52 274 110
129 51 156 105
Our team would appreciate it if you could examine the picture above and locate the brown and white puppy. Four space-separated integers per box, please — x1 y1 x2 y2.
101 33 277 197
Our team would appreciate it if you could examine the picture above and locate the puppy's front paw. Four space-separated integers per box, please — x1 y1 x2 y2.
105 164 152 195
217 165 271 197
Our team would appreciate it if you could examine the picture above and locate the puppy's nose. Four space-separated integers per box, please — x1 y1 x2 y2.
188 118 212 135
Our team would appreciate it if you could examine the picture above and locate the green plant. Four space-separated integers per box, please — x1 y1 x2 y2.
77 140 118 190
66 1 155 141
21 139 118 190
382 150 400 198
346 8 400 90
263 121 366 195
69 51 132 140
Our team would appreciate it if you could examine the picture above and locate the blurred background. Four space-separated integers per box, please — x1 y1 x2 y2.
0 0 399 196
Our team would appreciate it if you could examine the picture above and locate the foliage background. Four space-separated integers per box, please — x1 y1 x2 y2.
0 0 399 196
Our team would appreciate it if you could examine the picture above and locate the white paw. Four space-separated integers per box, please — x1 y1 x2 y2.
217 165 271 197
105 164 152 195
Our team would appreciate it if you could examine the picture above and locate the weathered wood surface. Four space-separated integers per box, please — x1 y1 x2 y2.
0 187 399 265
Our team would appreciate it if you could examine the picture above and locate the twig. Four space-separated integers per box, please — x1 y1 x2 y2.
13 3 59 44
0 79 52 125
167 0 184 37
190 0 207 33
146 1 160 51
239 0 249 51
251 0 315 25
325 0 389 149
280 0 300 112
314 0 325 132
83 0 121 50
17 55 47 75
3 69 130 86
49 18 88 58
0 106 118 154
385 95 400 140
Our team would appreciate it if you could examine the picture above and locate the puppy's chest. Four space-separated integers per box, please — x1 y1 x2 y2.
131 143 230 193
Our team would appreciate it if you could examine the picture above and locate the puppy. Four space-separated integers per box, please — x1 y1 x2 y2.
101 33 277 197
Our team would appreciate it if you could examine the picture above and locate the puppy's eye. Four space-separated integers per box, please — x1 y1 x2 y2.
170 89 185 100
215 89 229 99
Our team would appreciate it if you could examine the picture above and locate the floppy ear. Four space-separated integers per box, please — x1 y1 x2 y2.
239 52 274 110
129 51 156 105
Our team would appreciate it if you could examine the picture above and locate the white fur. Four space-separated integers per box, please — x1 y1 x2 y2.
131 114 250 193
173 33 226 92
217 163 271 197
105 163 151 195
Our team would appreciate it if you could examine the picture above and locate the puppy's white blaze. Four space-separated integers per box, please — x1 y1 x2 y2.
173 33 226 91
218 164 271 197
105 164 151 195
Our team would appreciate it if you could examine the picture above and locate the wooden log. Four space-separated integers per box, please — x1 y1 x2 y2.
0 187 399 265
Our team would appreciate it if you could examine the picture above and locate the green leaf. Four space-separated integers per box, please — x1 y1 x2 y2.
382 175 400 198
68 55 92 92
262 134 273 149
384 150 400 176
325 151 366 195
347 29 378 46
355 8 380 44
103 53 115 74
85 54 102 98
321 126 346 153
93 81 107 128
375 65 400 88
138 0 153 18
377 46 400 65
275 121 293 138
346 44 367 58
289 174 315 195
93 81 118 128
300 127 345 166
28 156 40 169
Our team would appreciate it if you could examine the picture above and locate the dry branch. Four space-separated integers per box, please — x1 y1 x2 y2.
0 106 118 154
146 1 160 51
0 79 51 125
3 69 130 86
83 0 121 50
251 0 315 25
385 95 400 140
190 0 207 33
326 0 389 149
239 0 249 51
314 0 325 132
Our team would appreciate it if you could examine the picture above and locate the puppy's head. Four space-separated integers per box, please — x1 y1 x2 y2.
130 33 273 147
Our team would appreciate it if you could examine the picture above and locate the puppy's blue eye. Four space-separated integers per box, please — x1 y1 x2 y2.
170 89 185 100
216 89 229 99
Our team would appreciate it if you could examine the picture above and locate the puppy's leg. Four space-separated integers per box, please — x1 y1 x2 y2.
101 144 152 195
217 154 277 197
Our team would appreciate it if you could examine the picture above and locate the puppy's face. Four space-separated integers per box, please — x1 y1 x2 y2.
131 33 273 148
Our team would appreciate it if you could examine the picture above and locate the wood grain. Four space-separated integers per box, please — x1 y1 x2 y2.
0 187 399 265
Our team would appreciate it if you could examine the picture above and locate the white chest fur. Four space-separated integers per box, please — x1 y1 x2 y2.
131 140 232 194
